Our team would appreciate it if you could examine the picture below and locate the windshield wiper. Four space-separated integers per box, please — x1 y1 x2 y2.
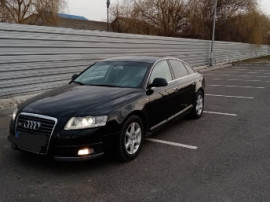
73 82 118 87
92 84 118 87
72 81 85 85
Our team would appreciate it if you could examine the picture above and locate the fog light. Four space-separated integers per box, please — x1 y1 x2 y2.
78 148 94 156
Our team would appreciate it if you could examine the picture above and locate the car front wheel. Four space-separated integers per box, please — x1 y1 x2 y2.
191 91 204 119
116 115 144 162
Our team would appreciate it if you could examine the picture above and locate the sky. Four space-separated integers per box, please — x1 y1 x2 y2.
63 0 270 22
63 0 122 22
258 0 270 15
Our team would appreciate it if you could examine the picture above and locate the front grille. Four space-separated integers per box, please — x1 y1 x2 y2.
17 114 56 136
15 113 57 154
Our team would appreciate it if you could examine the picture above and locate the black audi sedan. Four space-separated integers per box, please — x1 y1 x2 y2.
9 56 205 162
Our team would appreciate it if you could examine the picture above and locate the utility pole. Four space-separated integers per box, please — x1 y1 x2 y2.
107 0 110 32
210 0 217 66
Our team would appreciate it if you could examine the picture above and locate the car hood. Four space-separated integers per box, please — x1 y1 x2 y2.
20 84 144 118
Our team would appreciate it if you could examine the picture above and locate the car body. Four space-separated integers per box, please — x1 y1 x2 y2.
8 56 205 161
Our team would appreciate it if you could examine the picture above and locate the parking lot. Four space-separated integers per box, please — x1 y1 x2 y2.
0 63 269 202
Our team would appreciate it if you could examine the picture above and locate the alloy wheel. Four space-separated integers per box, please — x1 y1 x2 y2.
196 94 204 115
124 122 142 155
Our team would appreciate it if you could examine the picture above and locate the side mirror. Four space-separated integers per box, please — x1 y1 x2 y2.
148 78 168 88
71 74 78 81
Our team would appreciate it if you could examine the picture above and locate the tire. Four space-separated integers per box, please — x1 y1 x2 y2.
190 91 204 119
116 115 145 162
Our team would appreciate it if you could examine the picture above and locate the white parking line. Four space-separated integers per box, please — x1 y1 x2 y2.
204 111 238 117
211 78 270 83
246 72 270 74
228 79 270 83
233 72 270 74
209 84 265 89
214 70 270 74
212 78 222 80
206 94 254 99
204 74 270 78
240 75 270 78
146 138 198 150
233 69 270 72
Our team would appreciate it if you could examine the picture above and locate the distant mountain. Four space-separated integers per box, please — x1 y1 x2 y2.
58 13 88 21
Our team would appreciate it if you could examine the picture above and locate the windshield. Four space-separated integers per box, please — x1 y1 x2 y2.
74 61 151 88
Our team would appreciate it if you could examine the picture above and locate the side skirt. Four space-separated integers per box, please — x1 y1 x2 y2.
149 105 193 131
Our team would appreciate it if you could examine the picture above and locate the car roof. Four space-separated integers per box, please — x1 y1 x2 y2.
102 56 181 64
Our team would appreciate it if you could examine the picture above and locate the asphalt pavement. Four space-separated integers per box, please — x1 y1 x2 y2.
0 63 269 202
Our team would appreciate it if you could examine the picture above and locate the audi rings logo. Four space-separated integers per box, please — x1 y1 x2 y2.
23 120 41 130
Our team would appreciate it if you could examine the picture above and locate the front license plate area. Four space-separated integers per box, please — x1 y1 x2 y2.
15 131 48 153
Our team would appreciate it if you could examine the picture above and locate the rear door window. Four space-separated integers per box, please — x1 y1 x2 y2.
183 62 196 74
169 60 189 79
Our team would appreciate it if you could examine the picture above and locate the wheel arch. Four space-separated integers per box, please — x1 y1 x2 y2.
197 87 204 96
121 110 148 131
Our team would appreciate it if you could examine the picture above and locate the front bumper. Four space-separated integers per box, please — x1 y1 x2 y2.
52 141 105 160
9 115 121 161
53 152 104 162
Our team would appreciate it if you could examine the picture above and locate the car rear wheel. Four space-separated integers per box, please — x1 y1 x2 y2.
116 115 144 162
191 91 204 119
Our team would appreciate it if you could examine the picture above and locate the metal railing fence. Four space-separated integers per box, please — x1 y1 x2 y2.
0 23 269 97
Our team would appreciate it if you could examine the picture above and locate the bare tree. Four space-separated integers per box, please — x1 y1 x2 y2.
0 0 65 25
184 0 257 40
228 9 270 44
133 0 191 36
111 0 190 37
112 0 270 44
111 1 158 35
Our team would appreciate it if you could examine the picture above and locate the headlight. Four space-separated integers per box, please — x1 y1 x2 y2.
12 108 18 121
64 116 108 130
